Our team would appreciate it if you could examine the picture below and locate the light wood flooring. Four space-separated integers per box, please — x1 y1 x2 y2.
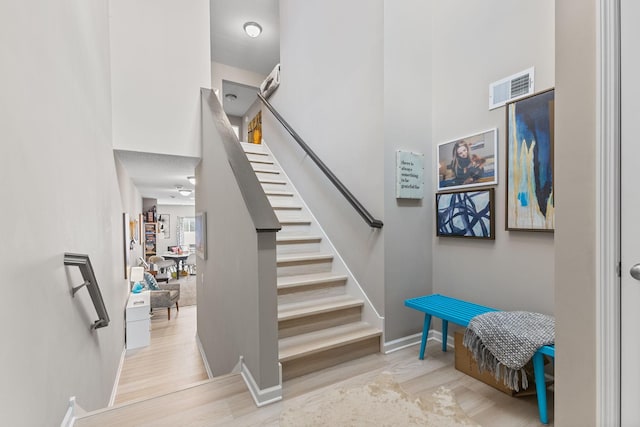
113 305 208 405
81 306 553 426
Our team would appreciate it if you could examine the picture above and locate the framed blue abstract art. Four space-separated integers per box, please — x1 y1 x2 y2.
436 188 495 239
506 88 554 231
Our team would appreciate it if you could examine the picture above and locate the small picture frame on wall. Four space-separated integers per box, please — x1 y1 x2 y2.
505 88 554 231
436 188 495 239
195 212 207 260
158 214 170 239
437 128 498 191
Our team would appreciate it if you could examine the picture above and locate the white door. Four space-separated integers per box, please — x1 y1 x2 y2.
621 0 640 422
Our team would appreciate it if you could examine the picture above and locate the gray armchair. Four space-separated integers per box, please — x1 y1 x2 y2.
150 283 180 320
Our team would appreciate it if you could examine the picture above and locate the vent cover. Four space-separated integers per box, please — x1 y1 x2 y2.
489 67 535 110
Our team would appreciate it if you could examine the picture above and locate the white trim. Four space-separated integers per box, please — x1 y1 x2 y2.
60 396 76 427
383 333 421 354
196 333 214 379
108 347 127 407
239 356 283 407
383 331 454 354
597 0 621 425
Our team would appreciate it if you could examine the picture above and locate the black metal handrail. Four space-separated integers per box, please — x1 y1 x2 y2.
257 93 383 229
64 253 110 330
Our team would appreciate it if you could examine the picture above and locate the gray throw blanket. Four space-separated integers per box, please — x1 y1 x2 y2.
463 311 555 391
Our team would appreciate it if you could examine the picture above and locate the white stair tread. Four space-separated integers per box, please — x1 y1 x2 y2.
279 218 312 225
241 142 268 155
279 322 381 362
271 204 303 210
276 235 322 244
259 178 287 185
277 253 333 264
248 158 274 165
278 295 363 321
278 272 348 289
253 168 280 175
265 190 294 197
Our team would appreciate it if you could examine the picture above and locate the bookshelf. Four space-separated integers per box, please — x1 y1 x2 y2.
144 222 158 259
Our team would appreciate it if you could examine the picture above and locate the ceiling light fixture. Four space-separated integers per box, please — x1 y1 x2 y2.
224 93 237 101
178 189 192 196
187 176 196 185
243 21 262 38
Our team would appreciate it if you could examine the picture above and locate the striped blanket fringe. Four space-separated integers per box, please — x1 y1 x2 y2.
463 329 528 391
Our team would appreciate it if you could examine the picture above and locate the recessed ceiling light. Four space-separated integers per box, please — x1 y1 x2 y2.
243 21 262 38
178 189 192 196
225 93 237 101
187 176 196 185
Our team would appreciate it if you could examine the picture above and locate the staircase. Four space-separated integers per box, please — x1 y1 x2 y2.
241 142 382 381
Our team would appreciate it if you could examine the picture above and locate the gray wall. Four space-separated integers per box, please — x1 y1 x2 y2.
430 1 556 315
196 93 279 388
267 1 554 344
0 1 130 424
383 0 434 341
555 0 597 424
266 0 386 313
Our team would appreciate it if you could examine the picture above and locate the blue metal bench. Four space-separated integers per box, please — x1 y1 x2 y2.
404 294 555 425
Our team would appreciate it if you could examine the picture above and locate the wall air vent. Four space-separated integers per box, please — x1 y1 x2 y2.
489 67 535 110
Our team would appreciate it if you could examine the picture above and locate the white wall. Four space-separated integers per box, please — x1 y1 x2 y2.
267 0 386 312
383 0 434 341
110 0 211 158
114 156 144 268
155 205 196 252
430 1 555 315
0 1 129 424
211 61 265 96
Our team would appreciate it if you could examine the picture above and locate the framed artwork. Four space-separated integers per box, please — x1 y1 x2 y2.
122 213 130 279
436 188 495 239
437 128 498 191
158 214 170 239
506 88 554 231
195 212 207 260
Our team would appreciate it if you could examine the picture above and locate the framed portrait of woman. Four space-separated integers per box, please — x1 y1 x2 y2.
436 128 498 191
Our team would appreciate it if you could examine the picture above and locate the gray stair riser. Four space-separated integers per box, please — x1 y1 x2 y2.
247 156 273 164
281 336 381 381
279 306 363 339
278 282 347 305
275 210 305 221
276 241 321 255
267 197 295 205
277 259 333 277
259 182 288 192
278 222 311 233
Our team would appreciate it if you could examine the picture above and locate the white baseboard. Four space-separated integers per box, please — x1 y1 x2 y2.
109 347 127 407
196 333 213 379
60 396 76 427
383 330 454 354
239 356 283 407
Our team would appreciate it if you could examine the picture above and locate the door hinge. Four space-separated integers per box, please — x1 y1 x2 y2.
617 261 622 278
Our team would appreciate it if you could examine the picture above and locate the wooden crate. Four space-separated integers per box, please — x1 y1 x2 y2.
454 331 536 396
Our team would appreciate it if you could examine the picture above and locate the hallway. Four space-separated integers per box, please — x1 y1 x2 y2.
115 303 208 405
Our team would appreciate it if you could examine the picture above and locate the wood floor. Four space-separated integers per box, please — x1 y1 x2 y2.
79 306 553 426
113 305 209 405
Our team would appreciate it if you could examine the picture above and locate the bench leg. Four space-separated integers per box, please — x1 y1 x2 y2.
442 320 448 352
419 314 432 360
533 351 548 424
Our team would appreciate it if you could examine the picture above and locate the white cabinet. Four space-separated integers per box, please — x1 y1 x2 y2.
126 291 150 349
